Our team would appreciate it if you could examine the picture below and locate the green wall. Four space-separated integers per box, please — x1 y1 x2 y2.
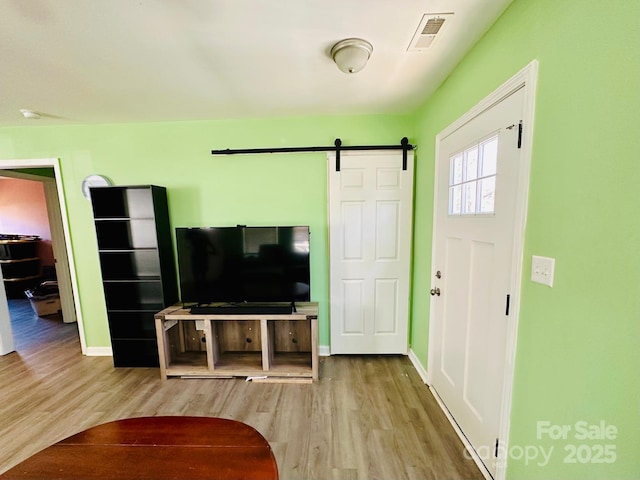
0 114 413 347
411 0 639 478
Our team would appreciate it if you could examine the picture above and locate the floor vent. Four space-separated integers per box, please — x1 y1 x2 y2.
407 13 454 52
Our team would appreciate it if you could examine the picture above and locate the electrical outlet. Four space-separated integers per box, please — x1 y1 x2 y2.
531 255 555 287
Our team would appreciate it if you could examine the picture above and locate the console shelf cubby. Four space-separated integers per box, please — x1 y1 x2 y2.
154 302 319 382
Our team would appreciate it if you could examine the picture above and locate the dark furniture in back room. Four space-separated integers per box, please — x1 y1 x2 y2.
90 185 178 367
0 235 41 299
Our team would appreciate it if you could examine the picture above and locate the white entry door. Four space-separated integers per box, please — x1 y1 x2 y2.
430 86 526 476
328 151 414 354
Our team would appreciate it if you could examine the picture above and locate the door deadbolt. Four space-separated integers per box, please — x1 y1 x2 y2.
435 271 441 279
430 287 441 296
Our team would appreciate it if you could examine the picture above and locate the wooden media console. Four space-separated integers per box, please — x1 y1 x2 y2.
155 302 318 382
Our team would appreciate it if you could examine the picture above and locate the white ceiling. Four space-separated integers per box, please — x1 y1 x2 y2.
0 0 513 127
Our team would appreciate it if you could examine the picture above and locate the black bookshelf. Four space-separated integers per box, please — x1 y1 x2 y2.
90 186 178 367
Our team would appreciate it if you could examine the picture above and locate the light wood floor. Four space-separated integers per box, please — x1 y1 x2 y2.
1 300 483 480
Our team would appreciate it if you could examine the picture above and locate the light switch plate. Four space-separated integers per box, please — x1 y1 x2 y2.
531 255 555 287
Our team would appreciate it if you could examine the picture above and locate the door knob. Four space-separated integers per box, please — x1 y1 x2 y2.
430 287 441 296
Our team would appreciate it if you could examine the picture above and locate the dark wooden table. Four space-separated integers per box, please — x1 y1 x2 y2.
0 416 279 480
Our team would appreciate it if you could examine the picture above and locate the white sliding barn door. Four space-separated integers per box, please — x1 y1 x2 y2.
328 152 414 354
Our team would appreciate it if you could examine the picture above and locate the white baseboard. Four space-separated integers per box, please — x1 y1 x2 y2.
319 345 330 356
85 346 113 357
408 348 429 384
429 386 493 480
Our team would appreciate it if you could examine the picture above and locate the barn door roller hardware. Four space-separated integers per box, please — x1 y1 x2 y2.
211 137 415 172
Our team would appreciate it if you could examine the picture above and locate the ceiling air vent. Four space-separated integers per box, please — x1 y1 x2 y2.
407 13 453 52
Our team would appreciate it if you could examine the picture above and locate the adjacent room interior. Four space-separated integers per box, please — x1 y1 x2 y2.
0 175 76 348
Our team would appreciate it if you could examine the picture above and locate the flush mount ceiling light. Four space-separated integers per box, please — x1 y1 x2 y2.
330 38 373 74
19 109 41 119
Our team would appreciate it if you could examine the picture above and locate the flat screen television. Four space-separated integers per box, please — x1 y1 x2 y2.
175 226 310 306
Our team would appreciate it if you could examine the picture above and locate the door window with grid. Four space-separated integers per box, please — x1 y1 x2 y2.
448 135 498 215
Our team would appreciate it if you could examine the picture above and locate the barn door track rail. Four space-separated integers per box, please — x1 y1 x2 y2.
211 137 415 171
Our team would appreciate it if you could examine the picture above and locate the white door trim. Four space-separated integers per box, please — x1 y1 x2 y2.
43 181 77 325
0 158 87 354
0 262 13 355
427 60 538 480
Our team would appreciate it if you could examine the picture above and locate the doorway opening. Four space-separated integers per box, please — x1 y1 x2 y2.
0 159 85 356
